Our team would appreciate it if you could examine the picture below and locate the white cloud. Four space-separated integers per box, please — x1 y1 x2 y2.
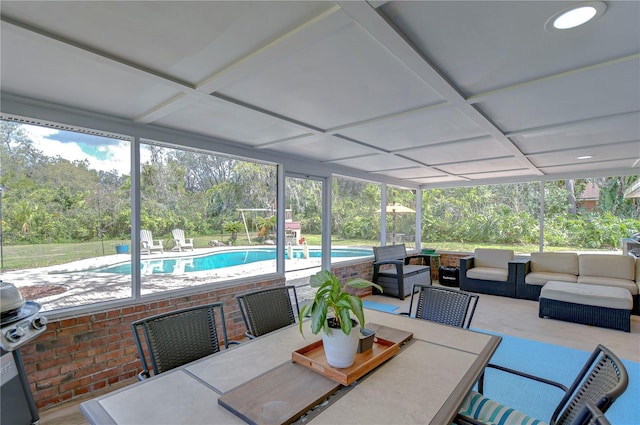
24 125 132 175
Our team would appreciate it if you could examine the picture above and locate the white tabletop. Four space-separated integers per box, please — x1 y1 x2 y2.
81 308 500 425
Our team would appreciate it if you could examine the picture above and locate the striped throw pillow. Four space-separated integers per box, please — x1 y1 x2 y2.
458 391 549 425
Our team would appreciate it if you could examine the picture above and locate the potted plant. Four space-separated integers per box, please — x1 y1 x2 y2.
299 270 382 368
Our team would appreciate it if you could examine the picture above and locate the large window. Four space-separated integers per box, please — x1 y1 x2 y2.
331 176 380 249
1 121 132 311
138 140 278 295
281 174 324 279
543 177 640 252
422 182 542 254
0 121 280 312
423 178 639 254
385 186 417 248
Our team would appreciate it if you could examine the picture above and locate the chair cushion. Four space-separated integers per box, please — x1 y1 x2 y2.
578 254 635 281
530 252 579 275
525 272 578 285
576 277 638 295
378 264 428 277
467 267 509 282
459 391 548 425
474 249 514 270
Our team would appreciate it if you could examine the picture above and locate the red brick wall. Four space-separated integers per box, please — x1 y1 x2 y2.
332 260 375 297
439 251 470 268
20 277 286 410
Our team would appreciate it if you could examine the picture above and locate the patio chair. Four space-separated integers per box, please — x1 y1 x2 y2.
171 228 194 251
131 303 237 380
236 286 299 339
456 344 628 425
372 244 430 299
408 284 479 329
140 229 164 254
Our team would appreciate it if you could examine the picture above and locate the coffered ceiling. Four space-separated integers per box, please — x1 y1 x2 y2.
1 1 638 188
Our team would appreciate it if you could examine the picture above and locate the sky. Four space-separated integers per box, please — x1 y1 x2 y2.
23 124 136 176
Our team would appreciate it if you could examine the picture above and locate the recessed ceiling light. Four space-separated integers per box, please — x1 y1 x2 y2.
545 2 606 31
576 155 594 160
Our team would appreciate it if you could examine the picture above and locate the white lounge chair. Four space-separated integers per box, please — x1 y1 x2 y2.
171 229 194 252
141 230 164 254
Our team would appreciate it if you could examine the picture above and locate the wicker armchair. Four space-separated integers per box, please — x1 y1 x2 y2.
408 284 478 329
131 303 234 380
236 286 299 339
456 344 628 425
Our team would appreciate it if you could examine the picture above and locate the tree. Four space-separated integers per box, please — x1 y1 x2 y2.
566 180 576 214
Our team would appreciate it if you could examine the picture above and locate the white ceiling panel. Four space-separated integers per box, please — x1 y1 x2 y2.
399 136 514 165
539 158 638 175
338 106 487 151
217 21 443 129
511 113 640 155
266 134 379 161
372 167 445 179
153 99 306 146
413 175 469 185
460 169 544 180
436 157 530 175
332 154 419 172
476 59 640 132
0 25 180 119
528 140 640 168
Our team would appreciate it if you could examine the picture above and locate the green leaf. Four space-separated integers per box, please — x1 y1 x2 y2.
310 297 327 335
338 308 352 335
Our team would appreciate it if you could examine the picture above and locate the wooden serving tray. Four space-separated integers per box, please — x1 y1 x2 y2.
292 336 399 386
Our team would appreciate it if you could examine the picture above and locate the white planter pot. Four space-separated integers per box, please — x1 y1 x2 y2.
322 322 360 368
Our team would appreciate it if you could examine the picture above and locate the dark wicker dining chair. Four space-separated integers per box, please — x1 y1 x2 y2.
408 284 479 329
456 344 628 425
236 286 299 339
131 303 234 380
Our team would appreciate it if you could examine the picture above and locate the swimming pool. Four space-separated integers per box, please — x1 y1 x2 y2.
94 247 373 274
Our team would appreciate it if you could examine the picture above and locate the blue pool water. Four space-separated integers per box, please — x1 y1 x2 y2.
95 247 372 274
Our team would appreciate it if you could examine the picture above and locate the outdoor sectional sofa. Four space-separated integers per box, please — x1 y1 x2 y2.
516 252 639 315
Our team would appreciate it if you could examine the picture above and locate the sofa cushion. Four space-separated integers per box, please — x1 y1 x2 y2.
541 281 632 310
378 264 428 277
637 257 640 283
577 276 639 295
578 254 635 281
467 267 509 282
474 248 514 269
530 252 578 275
525 272 578 286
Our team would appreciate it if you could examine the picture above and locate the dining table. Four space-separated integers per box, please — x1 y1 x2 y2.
80 308 501 425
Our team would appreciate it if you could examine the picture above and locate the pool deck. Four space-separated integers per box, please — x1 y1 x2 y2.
2 246 363 311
